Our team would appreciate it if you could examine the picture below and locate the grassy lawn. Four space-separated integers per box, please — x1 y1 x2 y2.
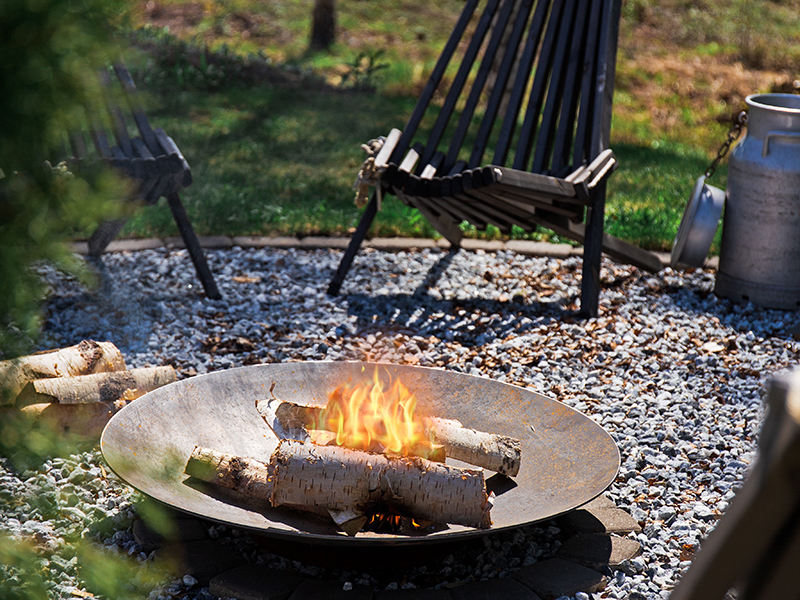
107 0 799 252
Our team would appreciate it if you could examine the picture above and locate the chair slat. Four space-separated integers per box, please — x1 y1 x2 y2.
588 0 621 157
388 0 482 165
572 0 604 166
483 165 577 199
69 131 89 160
530 0 582 174
469 0 538 169
443 0 520 173
415 0 502 173
113 65 162 157
512 0 568 171
491 0 553 166
550 0 593 174
98 70 135 159
90 128 114 160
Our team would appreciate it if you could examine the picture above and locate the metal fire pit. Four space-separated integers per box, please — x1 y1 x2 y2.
101 362 619 547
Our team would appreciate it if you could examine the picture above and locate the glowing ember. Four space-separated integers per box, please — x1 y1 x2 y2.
314 369 439 458
363 511 429 534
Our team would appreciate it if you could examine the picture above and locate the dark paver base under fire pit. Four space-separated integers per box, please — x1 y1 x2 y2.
134 495 642 600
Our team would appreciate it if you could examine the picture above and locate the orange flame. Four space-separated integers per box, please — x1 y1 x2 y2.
316 369 437 457
364 513 425 533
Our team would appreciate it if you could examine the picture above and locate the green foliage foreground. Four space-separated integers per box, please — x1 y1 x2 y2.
0 1 172 598
0 0 128 359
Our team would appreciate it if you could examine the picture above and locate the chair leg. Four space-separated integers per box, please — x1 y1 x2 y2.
327 192 379 296
87 219 127 257
579 184 607 318
166 193 221 300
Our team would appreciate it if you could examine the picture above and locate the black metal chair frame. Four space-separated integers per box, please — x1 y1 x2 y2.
69 65 221 299
328 0 660 316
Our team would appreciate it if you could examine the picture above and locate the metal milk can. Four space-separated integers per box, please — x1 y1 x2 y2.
714 93 800 309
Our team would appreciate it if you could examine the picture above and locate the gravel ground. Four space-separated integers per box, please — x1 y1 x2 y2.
4 244 800 599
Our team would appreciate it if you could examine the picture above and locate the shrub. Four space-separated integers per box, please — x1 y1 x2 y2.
0 0 127 360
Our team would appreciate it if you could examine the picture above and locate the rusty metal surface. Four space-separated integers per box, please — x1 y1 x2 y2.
101 362 619 546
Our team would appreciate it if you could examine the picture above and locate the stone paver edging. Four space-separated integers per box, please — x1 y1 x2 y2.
134 494 643 600
70 235 704 270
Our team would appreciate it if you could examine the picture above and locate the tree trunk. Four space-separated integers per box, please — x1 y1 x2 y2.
309 0 336 52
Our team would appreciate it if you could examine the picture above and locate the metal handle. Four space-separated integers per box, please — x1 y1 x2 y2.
763 131 800 156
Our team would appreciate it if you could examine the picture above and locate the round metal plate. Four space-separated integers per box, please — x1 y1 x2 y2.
671 175 726 269
101 362 619 546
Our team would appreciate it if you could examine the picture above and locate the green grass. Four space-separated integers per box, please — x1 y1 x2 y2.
119 80 442 239
606 141 726 252
119 77 717 250
101 0 799 251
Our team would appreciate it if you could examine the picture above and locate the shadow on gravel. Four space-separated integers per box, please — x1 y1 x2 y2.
343 251 578 346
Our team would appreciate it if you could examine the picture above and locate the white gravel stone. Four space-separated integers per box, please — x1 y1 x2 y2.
3 247 798 600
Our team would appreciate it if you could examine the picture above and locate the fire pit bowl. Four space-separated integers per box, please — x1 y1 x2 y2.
101 362 619 547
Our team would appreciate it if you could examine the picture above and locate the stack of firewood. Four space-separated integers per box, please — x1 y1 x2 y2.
185 392 523 536
0 340 176 442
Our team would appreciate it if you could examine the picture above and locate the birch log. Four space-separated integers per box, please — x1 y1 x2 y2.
254 398 369 535
426 417 522 477
184 446 329 518
270 440 491 529
0 340 126 404
15 366 176 408
186 441 492 530
185 446 275 500
269 400 520 476
267 399 446 462
11 400 128 442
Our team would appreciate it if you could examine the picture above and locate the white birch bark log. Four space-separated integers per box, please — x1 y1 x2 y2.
426 417 522 477
255 397 313 442
0 399 129 442
0 340 126 404
268 400 520 476
185 446 275 499
269 439 491 529
185 441 492 530
254 399 368 534
15 366 176 407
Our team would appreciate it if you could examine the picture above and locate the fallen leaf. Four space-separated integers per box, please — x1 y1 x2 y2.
233 275 261 283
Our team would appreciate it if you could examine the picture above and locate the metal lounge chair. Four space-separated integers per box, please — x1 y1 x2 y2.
327 0 661 316
68 65 221 299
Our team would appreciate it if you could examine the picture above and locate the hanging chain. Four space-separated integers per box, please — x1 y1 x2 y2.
704 111 748 179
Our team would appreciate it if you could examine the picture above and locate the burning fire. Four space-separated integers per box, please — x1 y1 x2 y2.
364 512 426 534
315 369 439 458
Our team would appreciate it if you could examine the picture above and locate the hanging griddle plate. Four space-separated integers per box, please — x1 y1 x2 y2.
101 362 619 547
